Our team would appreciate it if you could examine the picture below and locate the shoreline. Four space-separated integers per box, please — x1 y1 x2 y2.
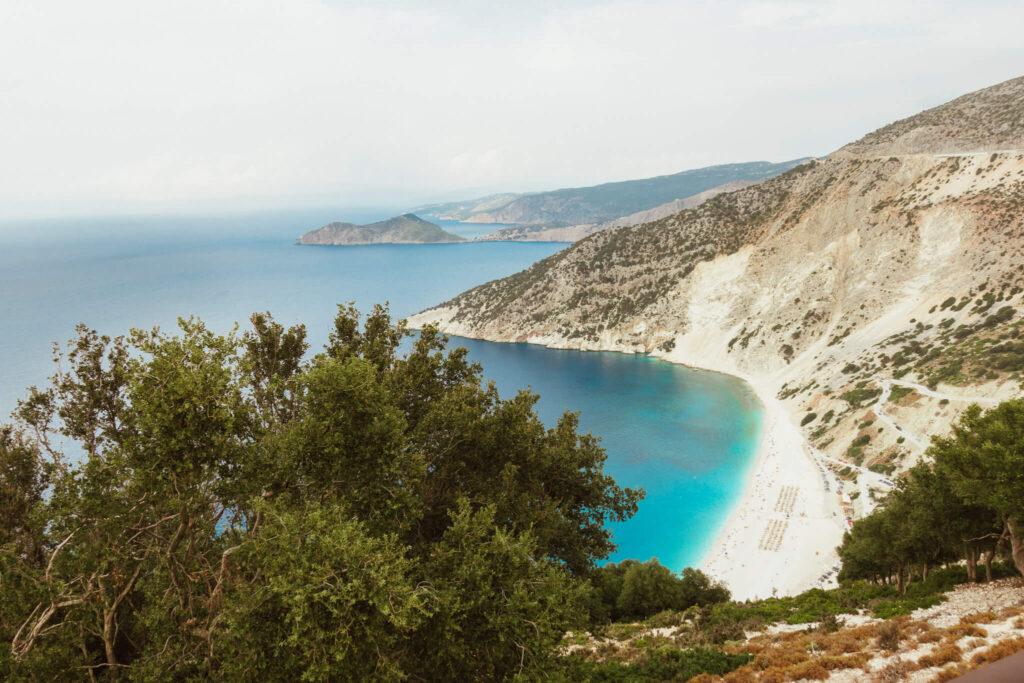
407 312 845 600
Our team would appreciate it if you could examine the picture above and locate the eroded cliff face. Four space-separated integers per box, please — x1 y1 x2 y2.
410 76 1024 485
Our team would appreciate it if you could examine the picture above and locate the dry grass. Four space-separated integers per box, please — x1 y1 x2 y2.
964 637 988 651
969 635 1024 667
923 636 1024 682
875 658 909 683
944 623 987 642
717 626 894 681
929 663 969 682
960 611 998 625
570 589 1024 682
916 643 963 669
722 668 758 683
688 674 719 683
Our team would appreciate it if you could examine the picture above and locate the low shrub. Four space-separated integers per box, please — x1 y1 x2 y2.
960 611 997 625
878 621 901 651
560 647 753 681
917 643 963 668
969 635 1024 668
877 659 910 683
944 623 987 642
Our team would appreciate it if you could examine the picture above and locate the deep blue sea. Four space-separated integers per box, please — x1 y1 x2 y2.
0 208 762 570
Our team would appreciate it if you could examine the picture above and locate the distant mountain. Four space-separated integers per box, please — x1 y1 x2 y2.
298 214 466 245
479 179 762 242
411 159 809 229
410 193 523 222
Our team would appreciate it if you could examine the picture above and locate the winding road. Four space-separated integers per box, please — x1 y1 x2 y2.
873 379 998 452
809 379 998 515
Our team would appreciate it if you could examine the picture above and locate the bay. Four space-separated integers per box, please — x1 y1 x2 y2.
0 208 761 570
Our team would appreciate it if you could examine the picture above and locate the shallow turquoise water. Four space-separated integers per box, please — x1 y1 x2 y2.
0 209 761 570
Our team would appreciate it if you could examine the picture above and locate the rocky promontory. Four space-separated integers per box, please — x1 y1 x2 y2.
298 214 466 245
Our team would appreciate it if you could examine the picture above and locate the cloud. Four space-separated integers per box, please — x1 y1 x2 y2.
1 0 1022 217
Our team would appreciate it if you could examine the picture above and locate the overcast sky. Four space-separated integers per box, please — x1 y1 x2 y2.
2 0 1023 218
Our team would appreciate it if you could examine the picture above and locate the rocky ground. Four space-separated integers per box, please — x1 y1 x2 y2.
567 578 1024 681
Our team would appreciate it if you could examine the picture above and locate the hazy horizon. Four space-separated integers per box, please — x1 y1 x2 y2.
4 0 1024 220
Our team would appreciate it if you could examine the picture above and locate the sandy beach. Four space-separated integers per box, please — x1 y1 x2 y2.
651 330 848 602
695 377 847 601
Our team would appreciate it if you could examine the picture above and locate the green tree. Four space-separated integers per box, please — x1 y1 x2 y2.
0 305 644 680
933 399 1024 576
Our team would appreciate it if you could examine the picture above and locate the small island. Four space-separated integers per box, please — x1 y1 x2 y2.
298 213 466 245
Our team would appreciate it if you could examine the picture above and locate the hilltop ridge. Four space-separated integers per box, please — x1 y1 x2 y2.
837 75 1024 157
411 159 807 235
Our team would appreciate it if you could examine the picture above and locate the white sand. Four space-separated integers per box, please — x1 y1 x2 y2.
694 375 847 601
651 327 848 600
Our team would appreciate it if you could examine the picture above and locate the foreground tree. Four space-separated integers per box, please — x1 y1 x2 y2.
838 398 1023 587
933 399 1024 576
0 305 643 680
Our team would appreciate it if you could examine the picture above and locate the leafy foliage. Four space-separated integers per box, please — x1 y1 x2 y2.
838 398 1024 594
0 305 643 680
560 647 752 681
587 560 729 623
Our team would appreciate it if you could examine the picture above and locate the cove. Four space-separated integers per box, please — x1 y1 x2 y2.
0 209 762 571
455 338 763 570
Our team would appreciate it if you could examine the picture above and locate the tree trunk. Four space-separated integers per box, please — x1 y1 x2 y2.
965 544 978 583
922 562 929 582
982 548 994 583
1006 517 1024 577
102 608 118 672
896 562 905 594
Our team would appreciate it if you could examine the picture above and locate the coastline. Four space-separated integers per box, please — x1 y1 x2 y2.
691 371 844 601
407 308 846 600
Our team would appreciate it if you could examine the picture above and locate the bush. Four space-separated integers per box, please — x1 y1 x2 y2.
587 562 729 623
917 643 962 668
560 648 752 681
878 621 901 651
801 412 818 426
818 613 843 633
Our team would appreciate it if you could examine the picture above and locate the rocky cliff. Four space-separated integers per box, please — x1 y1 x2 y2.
298 214 465 245
410 75 1024 498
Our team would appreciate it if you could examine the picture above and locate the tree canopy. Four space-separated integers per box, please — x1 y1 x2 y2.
838 398 1024 591
0 304 644 680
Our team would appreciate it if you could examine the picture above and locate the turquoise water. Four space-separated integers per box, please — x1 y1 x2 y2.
0 209 761 570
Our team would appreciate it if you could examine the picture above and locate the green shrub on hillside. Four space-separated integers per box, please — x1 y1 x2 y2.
559 647 752 681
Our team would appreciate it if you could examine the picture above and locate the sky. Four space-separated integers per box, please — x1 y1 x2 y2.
2 0 1023 218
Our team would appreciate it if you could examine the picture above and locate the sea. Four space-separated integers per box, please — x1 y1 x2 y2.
0 207 762 571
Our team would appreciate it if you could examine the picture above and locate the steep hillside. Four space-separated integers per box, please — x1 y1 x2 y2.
478 179 761 242
412 159 807 228
410 75 1024 591
298 213 465 245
